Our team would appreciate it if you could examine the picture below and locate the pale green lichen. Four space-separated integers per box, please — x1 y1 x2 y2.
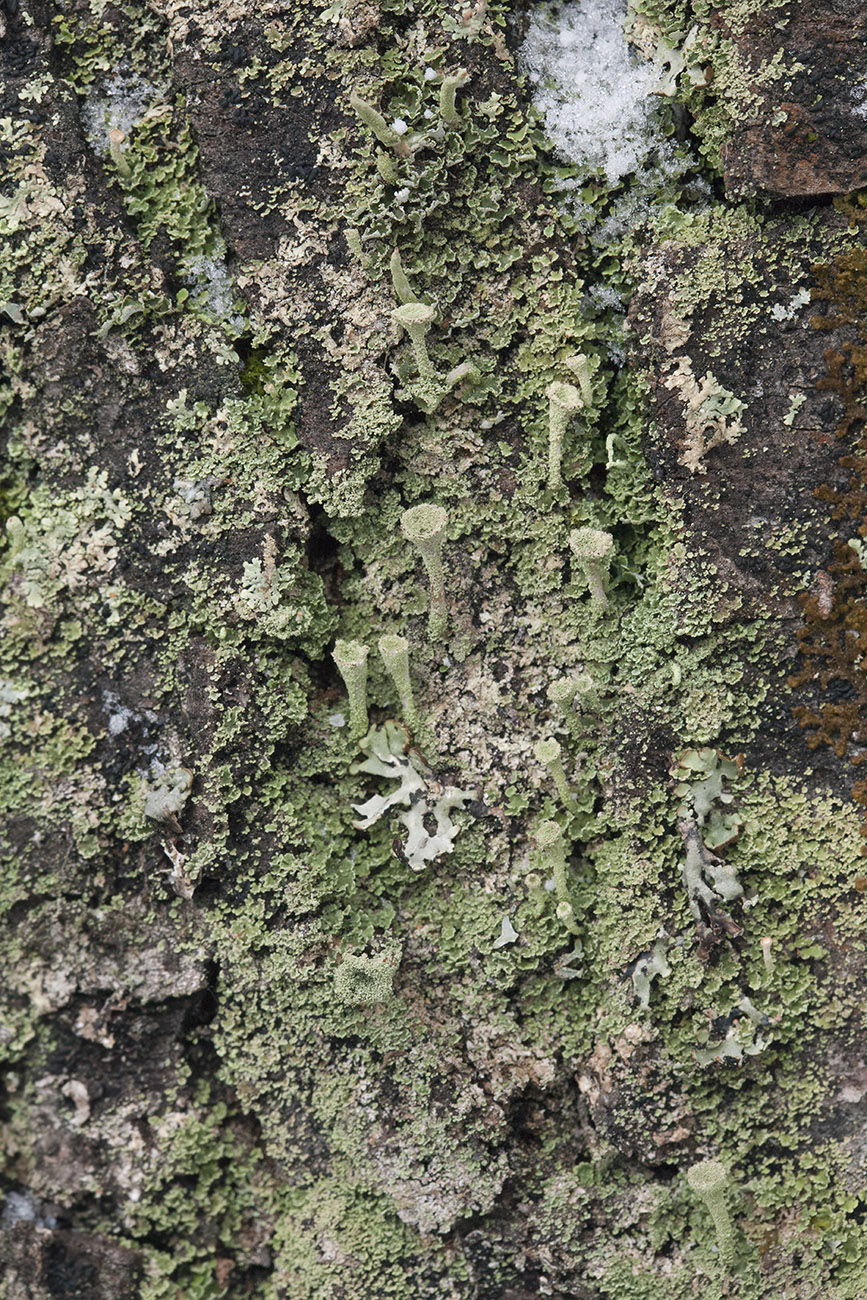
1 1 865 1295
333 639 370 740
569 526 615 609
334 950 401 1005
439 70 469 128
350 722 472 869
631 938 671 1008
349 90 408 153
663 356 747 472
400 503 449 641
378 634 419 733
533 737 574 811
686 1159 738 1268
142 766 193 826
389 248 420 305
545 380 584 491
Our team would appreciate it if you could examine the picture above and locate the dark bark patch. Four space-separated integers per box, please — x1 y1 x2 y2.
722 1 867 197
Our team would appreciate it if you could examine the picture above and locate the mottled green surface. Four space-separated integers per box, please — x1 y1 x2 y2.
1 1 866 1297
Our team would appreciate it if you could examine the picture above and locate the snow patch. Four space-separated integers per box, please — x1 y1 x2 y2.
79 70 162 155
182 248 245 331
1 1189 58 1229
518 0 662 185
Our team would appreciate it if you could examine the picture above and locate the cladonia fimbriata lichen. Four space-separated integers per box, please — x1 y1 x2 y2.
533 737 574 810
439 69 469 127
555 899 580 936
547 675 582 741
545 380 584 491
569 527 615 609
565 351 594 405
686 1159 738 1268
400 503 449 641
571 671 599 717
390 299 478 412
534 820 578 934
377 150 400 184
333 639 370 740
389 248 419 304
378 634 419 733
392 301 436 381
232 536 308 638
349 90 408 154
108 127 131 177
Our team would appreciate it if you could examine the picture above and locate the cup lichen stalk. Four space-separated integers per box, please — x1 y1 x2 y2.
332 639 370 740
378 634 419 732
444 359 480 391
605 432 627 469
439 70 469 126
349 90 409 156
547 676 581 741
400 504 449 641
390 249 419 304
686 1159 738 1268
377 152 400 184
390 292 478 412
109 128 132 178
565 350 594 406
555 900 580 935
534 820 579 934
5 516 25 560
524 870 547 917
545 381 584 490
569 527 615 609
392 302 436 382
572 671 599 717
534 738 574 811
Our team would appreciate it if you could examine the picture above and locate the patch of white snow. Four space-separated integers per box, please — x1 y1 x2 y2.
519 0 663 186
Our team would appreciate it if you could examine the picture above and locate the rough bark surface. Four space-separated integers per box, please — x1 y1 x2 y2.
722 0 867 196
1 2 866 1298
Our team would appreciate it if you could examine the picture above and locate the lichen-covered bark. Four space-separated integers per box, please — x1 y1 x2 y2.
1 2 866 1298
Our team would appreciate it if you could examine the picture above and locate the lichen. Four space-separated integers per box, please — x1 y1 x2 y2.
350 721 474 869
0 0 865 1295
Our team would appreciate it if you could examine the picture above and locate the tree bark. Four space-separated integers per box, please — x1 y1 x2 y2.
1 2 866 1297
